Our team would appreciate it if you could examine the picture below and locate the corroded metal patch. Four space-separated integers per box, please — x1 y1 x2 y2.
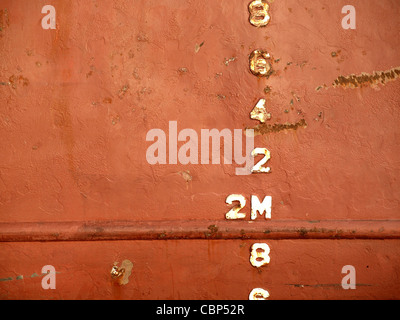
248 119 307 135
332 67 400 89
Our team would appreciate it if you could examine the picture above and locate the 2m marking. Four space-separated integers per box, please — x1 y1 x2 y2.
225 194 272 220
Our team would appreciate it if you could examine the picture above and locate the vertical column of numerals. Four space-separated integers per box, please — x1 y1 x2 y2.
247 0 272 300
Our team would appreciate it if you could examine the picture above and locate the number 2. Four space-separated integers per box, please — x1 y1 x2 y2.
225 194 246 220
251 148 271 173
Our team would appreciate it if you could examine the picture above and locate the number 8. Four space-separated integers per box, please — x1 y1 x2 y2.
248 0 270 28
250 243 270 268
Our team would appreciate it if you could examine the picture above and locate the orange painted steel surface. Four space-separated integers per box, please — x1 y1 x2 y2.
1 0 400 299
1 240 400 300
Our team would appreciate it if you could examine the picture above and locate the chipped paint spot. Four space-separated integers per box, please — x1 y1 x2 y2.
178 67 188 74
0 277 13 282
118 84 129 99
250 99 271 123
195 41 204 53
322 67 400 90
315 85 327 91
178 170 192 182
224 57 237 66
111 259 133 285
248 119 307 135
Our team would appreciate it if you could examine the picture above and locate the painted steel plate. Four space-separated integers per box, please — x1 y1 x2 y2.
0 0 399 300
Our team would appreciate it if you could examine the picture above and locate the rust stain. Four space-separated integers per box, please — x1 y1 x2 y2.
204 224 219 238
248 119 307 135
333 67 400 88
264 86 271 94
320 67 400 90
8 75 29 89
286 283 372 288
118 84 129 99
103 97 113 104
0 8 9 36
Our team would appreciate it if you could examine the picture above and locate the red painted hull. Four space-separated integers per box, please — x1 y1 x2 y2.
1 0 399 299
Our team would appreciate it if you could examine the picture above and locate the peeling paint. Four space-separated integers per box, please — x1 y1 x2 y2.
118 84 129 99
195 41 204 53
318 67 400 91
178 170 192 182
111 259 133 285
0 277 13 282
178 67 188 74
224 56 237 66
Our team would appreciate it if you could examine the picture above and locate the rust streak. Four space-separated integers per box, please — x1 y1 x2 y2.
0 220 399 241
248 119 307 135
332 67 400 89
